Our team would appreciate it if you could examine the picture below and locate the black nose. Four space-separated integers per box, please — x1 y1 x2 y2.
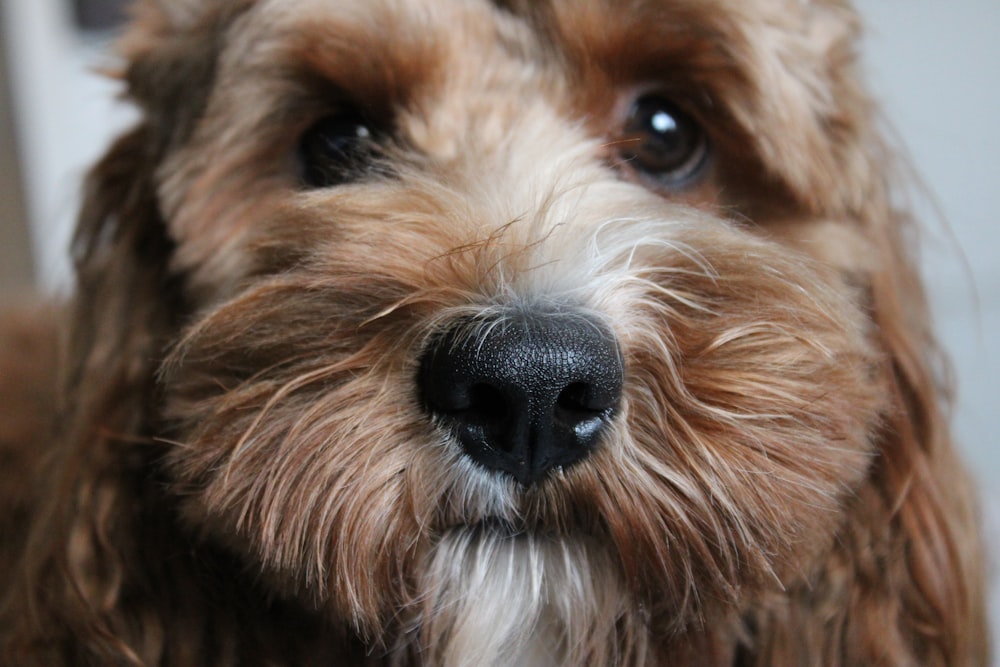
418 310 623 486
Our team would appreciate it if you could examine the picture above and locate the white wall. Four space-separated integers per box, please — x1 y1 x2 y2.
856 0 999 481
0 0 135 290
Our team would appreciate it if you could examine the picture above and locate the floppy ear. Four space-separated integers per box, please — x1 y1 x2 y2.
723 4 989 660
0 5 249 663
738 182 989 665
0 130 180 666
120 0 254 149
845 208 990 665
54 0 248 497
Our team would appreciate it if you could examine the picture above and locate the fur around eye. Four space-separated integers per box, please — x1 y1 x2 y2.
298 111 379 188
618 94 709 188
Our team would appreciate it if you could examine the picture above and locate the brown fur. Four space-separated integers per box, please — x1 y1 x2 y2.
0 0 988 664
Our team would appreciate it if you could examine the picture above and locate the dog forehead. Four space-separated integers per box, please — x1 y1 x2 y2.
225 0 851 114
250 0 526 49
230 0 854 112
238 0 821 77
229 0 545 110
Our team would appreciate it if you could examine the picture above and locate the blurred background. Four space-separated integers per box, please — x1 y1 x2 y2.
1 0 998 646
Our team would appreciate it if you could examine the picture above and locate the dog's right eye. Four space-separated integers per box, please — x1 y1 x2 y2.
298 112 379 188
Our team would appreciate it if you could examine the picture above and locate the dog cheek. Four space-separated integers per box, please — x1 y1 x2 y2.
157 296 445 631
165 402 425 629
580 239 886 626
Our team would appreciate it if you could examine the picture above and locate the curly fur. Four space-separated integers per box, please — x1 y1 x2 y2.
0 0 988 664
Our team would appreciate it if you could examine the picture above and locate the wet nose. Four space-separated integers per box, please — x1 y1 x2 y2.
418 310 623 486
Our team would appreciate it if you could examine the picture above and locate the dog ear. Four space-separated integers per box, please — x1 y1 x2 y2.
0 6 250 662
119 0 254 150
60 0 253 500
742 206 989 663
771 12 990 658
851 215 989 663
0 132 188 665
775 15 988 658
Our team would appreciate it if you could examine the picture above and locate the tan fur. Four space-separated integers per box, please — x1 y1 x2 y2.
0 0 988 664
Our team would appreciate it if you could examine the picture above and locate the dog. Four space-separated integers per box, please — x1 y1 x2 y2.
0 0 989 664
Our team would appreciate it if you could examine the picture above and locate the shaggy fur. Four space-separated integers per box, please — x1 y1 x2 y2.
0 0 988 664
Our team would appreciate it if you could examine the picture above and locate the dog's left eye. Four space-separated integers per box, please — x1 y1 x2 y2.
298 112 380 188
617 94 709 188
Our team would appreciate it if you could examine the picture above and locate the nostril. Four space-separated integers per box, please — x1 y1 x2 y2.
432 383 509 423
458 384 512 445
467 384 510 424
427 381 516 457
555 382 598 420
556 381 616 414
555 382 616 440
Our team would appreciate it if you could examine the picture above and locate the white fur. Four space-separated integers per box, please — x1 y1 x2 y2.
391 530 646 666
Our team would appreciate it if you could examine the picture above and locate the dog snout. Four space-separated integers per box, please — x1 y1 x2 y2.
418 309 623 486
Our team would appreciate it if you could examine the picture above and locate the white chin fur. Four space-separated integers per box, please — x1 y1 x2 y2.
391 529 648 667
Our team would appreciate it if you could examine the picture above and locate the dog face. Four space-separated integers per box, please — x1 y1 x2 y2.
66 0 954 662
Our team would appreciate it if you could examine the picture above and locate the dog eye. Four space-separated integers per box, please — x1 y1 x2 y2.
618 95 709 188
298 111 380 188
